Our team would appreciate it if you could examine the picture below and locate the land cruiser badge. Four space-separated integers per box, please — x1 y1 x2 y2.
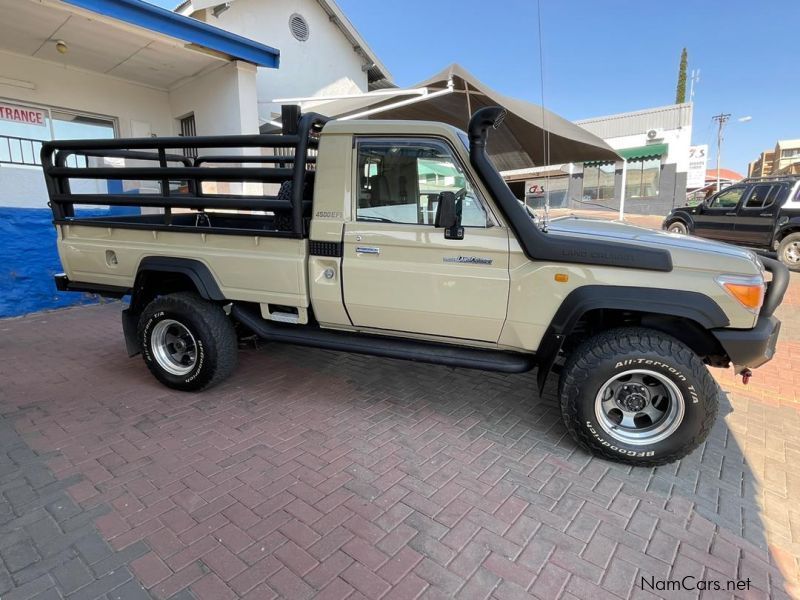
443 256 493 265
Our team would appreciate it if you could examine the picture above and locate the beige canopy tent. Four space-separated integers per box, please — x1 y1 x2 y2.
265 64 619 171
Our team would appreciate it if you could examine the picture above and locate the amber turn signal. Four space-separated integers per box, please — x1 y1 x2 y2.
554 273 569 283
718 275 765 312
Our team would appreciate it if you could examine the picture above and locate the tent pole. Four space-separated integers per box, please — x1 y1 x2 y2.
618 160 627 221
340 79 454 121
465 81 472 119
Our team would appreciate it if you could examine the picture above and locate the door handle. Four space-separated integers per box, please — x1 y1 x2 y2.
356 246 380 255
759 213 772 217
725 212 737 216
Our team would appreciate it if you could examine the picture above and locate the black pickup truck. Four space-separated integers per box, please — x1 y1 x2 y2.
663 176 800 270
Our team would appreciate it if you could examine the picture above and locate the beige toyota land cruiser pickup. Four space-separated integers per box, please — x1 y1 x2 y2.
42 106 788 466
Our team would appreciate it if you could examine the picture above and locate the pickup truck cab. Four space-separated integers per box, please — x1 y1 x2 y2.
664 176 800 269
42 106 788 466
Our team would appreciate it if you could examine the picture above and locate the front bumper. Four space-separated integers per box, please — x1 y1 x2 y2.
712 315 781 371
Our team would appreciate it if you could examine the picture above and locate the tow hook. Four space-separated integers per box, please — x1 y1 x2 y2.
741 369 753 385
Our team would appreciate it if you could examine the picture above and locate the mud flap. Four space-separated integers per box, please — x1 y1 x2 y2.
121 308 141 357
536 332 565 393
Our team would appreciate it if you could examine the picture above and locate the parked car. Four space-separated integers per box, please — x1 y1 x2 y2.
664 176 800 269
41 106 788 466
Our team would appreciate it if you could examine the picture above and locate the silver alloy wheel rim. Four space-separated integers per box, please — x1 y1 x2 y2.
784 241 800 264
669 224 684 233
151 319 198 376
594 369 685 446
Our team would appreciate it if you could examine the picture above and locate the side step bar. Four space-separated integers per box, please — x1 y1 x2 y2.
232 304 536 374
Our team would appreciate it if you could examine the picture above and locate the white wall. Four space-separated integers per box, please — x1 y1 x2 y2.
0 50 261 208
168 61 260 136
206 0 369 123
604 125 693 173
0 49 175 139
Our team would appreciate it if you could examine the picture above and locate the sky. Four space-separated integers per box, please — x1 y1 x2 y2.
149 0 800 174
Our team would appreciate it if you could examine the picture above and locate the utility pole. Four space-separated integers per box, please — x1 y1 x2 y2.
712 113 731 191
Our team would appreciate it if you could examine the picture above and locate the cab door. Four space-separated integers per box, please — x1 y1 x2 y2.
342 137 510 343
734 184 785 247
693 185 747 241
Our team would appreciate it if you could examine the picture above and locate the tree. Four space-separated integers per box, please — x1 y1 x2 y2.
675 48 688 104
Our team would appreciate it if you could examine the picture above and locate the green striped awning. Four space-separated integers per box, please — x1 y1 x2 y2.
617 143 668 160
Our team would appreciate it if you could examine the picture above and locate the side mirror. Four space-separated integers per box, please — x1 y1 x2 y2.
434 191 464 240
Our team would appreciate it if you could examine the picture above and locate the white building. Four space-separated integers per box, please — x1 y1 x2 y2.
175 0 393 128
0 0 280 316
504 103 695 215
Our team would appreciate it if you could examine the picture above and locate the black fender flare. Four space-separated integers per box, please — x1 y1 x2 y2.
122 257 226 357
536 285 729 391
776 216 800 243
135 256 225 302
664 212 692 232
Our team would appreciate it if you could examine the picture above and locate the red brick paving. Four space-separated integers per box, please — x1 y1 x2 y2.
1 277 799 599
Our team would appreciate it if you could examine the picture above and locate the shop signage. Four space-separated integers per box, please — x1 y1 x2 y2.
0 102 47 127
687 144 708 189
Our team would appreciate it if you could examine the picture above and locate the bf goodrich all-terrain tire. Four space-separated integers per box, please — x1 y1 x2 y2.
559 327 718 467
138 292 237 391
667 221 688 235
778 233 800 272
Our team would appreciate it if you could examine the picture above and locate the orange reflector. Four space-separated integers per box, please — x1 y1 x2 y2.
723 282 764 311
555 273 569 283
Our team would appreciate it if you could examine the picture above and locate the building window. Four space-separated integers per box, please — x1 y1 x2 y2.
781 148 800 159
179 114 196 158
625 157 661 198
0 102 114 167
525 176 569 209
582 162 616 202
289 13 310 41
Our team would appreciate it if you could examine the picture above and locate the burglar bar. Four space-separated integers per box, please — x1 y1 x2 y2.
41 111 328 237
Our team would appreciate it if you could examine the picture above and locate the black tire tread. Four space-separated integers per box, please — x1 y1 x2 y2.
559 327 719 467
778 233 800 272
666 220 688 234
139 292 237 391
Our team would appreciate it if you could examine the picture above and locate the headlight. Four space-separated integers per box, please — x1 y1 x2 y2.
716 274 765 313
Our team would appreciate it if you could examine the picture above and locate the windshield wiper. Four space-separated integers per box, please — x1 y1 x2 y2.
357 216 393 223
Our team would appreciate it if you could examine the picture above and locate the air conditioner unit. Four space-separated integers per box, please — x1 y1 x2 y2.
646 128 665 141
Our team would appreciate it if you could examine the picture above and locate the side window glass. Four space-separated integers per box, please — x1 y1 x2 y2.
744 185 773 209
709 187 744 209
356 140 488 227
771 185 789 207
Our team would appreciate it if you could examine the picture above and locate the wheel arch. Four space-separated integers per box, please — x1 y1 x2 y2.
122 257 226 357
536 285 729 391
664 216 690 231
776 223 800 244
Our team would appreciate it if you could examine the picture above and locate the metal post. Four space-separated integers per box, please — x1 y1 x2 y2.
618 160 627 221
712 113 730 192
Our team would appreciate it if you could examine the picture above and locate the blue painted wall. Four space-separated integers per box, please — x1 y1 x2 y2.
0 207 137 318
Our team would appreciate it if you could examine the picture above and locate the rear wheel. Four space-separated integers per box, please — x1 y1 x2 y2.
667 221 688 235
778 233 800 272
138 292 237 391
559 327 718 466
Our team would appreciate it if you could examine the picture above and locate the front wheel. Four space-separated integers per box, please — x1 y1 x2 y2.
138 292 237 391
778 233 800 272
559 327 718 466
667 221 688 235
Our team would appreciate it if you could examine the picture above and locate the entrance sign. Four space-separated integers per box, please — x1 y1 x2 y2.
0 102 47 127
687 145 708 189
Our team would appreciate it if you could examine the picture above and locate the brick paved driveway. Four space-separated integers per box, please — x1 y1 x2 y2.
0 278 799 599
